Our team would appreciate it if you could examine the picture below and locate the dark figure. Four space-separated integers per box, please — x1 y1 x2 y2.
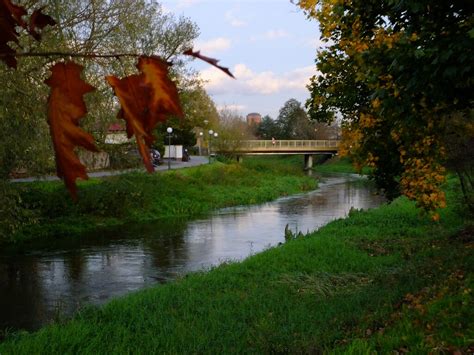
150 149 162 167
182 148 190 162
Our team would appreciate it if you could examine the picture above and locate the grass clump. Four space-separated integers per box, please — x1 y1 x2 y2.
0 176 471 353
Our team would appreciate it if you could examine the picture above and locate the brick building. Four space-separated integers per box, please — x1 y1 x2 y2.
246 112 262 126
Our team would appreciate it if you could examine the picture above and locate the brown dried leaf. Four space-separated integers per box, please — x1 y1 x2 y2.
45 62 98 198
138 56 183 134
2 0 27 28
0 0 27 68
0 1 55 68
28 7 56 40
106 56 184 172
106 73 154 172
183 49 235 78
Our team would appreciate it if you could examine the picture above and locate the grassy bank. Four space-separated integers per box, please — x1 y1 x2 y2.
2 157 316 246
1 164 471 353
313 156 371 174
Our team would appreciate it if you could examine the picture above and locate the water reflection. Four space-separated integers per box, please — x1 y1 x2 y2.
0 174 384 331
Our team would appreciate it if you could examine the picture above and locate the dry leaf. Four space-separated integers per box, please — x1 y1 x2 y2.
137 56 183 135
28 7 56 40
183 49 235 78
106 56 183 172
0 1 55 67
45 61 98 198
0 0 27 68
106 73 154 172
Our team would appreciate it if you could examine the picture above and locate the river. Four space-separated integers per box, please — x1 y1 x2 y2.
0 173 385 332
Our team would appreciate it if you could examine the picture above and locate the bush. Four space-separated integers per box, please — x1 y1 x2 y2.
0 181 38 242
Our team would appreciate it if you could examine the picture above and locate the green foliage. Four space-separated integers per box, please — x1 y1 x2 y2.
104 143 142 170
256 99 339 140
0 181 38 240
256 115 279 139
1 178 471 353
298 0 474 213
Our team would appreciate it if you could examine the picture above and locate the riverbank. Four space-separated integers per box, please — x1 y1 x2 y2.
1 157 316 247
1 161 471 353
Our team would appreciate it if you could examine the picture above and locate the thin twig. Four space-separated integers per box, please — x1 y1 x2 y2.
0 51 142 59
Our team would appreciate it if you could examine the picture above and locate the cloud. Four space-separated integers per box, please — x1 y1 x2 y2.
216 104 247 112
195 37 231 54
175 0 201 9
250 29 290 41
225 10 247 27
199 64 318 96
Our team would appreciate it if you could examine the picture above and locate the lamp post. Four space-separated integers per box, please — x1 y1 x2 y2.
166 127 173 170
213 132 219 162
208 129 214 164
199 131 203 156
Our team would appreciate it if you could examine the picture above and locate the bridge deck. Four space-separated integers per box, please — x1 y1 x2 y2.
229 140 340 154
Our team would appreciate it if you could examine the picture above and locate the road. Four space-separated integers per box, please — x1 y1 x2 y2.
11 156 209 183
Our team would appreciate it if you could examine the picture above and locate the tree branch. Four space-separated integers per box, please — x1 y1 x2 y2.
0 51 143 59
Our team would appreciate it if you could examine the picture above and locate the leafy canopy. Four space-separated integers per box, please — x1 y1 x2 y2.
297 0 474 218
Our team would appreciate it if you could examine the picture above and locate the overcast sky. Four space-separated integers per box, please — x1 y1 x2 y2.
162 0 322 119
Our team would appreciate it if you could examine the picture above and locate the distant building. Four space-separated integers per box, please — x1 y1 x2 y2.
105 123 128 144
246 112 262 126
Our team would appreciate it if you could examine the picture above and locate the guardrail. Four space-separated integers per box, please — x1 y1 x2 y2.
235 140 340 151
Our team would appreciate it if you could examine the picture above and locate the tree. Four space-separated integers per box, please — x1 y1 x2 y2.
1 0 233 198
256 115 279 139
297 0 474 217
214 108 253 156
0 0 199 178
276 99 306 139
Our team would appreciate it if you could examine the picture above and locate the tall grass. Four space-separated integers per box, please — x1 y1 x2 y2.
0 174 471 353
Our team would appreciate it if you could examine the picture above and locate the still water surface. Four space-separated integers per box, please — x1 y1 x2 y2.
0 174 385 331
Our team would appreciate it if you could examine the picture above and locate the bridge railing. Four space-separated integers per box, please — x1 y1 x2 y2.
237 140 340 150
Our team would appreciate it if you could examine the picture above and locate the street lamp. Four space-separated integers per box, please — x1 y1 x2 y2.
208 129 214 164
199 131 203 156
167 127 173 170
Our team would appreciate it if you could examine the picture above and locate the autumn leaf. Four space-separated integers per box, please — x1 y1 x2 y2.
106 73 155 172
45 61 98 198
2 0 27 28
137 56 183 135
28 7 56 40
183 49 235 78
106 56 184 172
0 1 55 67
0 0 27 68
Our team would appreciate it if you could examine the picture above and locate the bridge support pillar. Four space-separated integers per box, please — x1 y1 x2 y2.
304 154 313 170
236 155 243 163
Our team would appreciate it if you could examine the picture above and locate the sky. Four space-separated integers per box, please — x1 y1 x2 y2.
161 0 323 119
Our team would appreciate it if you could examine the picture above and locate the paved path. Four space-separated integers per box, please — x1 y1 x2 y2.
11 156 209 183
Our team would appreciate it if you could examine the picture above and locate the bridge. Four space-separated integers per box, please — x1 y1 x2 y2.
219 140 340 169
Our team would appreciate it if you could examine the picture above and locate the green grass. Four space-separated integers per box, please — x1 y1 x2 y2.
3 157 316 246
0 175 471 353
314 157 371 174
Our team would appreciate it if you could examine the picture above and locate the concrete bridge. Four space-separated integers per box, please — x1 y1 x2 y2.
220 140 340 169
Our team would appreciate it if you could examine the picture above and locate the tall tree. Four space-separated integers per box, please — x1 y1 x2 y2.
297 0 474 217
276 99 307 139
256 115 278 139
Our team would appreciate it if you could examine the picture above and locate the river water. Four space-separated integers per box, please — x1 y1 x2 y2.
0 174 385 332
